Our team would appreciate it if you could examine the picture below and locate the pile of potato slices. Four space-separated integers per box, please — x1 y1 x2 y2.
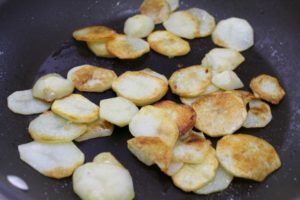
7 0 287 199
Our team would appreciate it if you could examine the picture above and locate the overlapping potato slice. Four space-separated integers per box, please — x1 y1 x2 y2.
169 65 211 97
52 94 99 123
29 111 87 143
93 152 124 168
139 0 171 24
124 14 155 38
163 11 200 39
18 141 84 179
216 134 281 182
100 97 139 127
188 8 216 37
154 100 196 137
67 65 117 92
32 73 74 102
141 68 168 83
7 89 51 115
212 70 244 90
87 41 115 58
226 90 256 105
166 0 179 11
147 31 190 57
212 17 254 51
164 160 184 176
250 74 285 104
112 71 168 106
192 92 247 137
72 25 116 42
243 100 272 128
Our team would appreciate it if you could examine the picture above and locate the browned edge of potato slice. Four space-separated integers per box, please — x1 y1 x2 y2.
140 0 171 24
72 25 117 42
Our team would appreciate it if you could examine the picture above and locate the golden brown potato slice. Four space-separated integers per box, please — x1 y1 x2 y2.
124 14 155 38
225 90 257 105
72 25 116 42
188 8 216 37
250 74 285 104
169 65 211 97
216 134 281 182
93 152 124 168
87 41 115 58
147 31 190 57
140 0 171 24
192 92 247 137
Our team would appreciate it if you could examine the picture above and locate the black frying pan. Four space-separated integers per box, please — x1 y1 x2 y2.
0 0 300 199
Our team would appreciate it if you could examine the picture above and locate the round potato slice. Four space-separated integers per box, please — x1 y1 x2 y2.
106 34 150 59
140 0 171 24
67 65 117 92
7 89 51 115
32 73 74 102
93 152 124 168
163 11 200 39
141 68 168 83
87 41 115 58
188 8 216 37
192 92 247 137
212 70 244 90
212 17 254 51
166 0 179 11
72 25 116 42
124 14 155 38
18 141 84 179
169 65 211 97
73 163 135 200
216 134 281 182
147 31 190 57
112 71 168 106
243 100 272 128
29 111 87 143
52 94 99 123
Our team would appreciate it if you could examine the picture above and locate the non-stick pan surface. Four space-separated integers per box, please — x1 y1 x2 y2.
0 0 300 199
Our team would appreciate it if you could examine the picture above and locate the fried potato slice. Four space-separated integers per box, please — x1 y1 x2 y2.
72 25 116 42
140 0 171 24
93 152 124 168
112 71 168 106
147 30 190 57
18 141 84 179
106 35 150 59
73 162 135 200
166 0 179 11
250 74 285 104
226 90 256 105
188 8 216 37
242 100 272 128
124 14 155 38
141 68 168 83
164 160 184 176
212 17 254 51
163 11 200 39
100 97 139 127
192 92 247 137
32 73 74 102
7 89 51 115
169 65 211 97
172 147 219 192
87 41 115 58
52 94 99 123
216 134 281 181
154 100 196 138
67 64 117 92
29 111 87 143
212 70 244 90
194 166 233 195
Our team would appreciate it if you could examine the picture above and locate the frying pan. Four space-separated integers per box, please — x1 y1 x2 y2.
0 0 300 199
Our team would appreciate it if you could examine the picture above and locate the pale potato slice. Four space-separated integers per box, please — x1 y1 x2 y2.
7 89 51 115
87 41 115 58
163 11 200 39
216 134 281 182
226 90 256 105
147 31 190 57
141 68 168 83
52 94 99 123
112 71 168 106
29 111 87 143
93 152 124 168
201 48 245 73
73 163 134 200
172 147 219 192
212 70 244 90
194 166 233 194
72 25 116 42
188 8 216 37
243 100 272 128
154 100 196 138
166 0 179 11
100 97 139 127
212 17 254 51
124 14 155 38
106 35 150 59
164 160 184 176
18 141 84 179
140 0 171 24
32 73 74 102
169 65 211 97
250 74 285 104
75 118 114 142
192 92 247 137
67 64 117 92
